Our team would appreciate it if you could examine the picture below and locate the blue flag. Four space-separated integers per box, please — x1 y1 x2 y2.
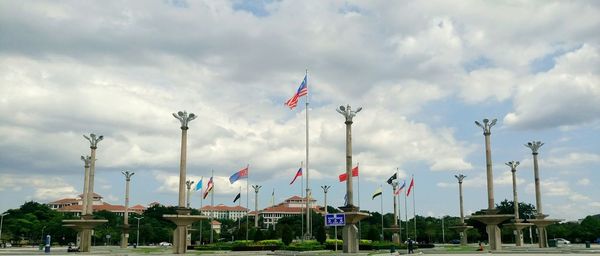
195 178 203 191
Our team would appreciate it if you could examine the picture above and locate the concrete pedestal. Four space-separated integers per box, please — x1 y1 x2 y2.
469 210 513 251
63 216 108 252
450 224 473 246
120 224 129 248
339 205 370 253
503 222 533 246
527 215 560 248
389 225 401 244
163 209 207 254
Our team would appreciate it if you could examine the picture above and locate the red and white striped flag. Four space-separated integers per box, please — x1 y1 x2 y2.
285 74 308 109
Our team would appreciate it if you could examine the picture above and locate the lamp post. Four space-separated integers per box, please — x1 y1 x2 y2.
134 217 143 247
320 186 331 215
450 174 472 246
41 226 46 244
252 185 262 228
0 213 7 245
121 171 134 248
163 110 206 254
390 180 400 244
441 216 445 244
474 119 497 211
186 180 195 208
524 141 560 248
502 161 532 247
335 104 369 253
83 134 103 215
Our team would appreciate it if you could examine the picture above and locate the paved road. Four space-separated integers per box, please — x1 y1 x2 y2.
1 244 600 255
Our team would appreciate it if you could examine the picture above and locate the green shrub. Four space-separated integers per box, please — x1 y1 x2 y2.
285 240 325 251
256 239 284 246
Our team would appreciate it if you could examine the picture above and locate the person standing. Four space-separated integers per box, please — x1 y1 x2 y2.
408 238 414 254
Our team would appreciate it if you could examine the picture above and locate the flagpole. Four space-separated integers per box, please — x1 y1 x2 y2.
199 177 203 245
357 162 361 240
304 69 311 239
210 170 214 244
246 164 249 241
238 186 241 232
300 161 304 241
397 169 401 242
412 175 417 240
404 182 408 241
380 185 384 241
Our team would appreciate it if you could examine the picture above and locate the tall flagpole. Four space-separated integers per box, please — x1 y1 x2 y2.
199 179 203 245
380 185 384 241
357 162 361 240
246 164 250 241
412 175 417 240
304 69 311 239
404 182 408 241
238 186 241 232
300 161 304 241
397 169 402 242
210 170 214 244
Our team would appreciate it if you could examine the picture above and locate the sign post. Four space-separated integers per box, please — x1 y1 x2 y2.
325 214 346 252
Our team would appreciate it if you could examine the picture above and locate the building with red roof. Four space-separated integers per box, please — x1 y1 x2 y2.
250 196 321 228
200 204 249 220
47 193 146 216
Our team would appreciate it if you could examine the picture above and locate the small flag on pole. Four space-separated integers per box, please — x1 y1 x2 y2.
394 180 406 195
386 173 397 184
285 74 308 109
407 177 415 197
289 168 303 185
203 177 214 199
338 166 359 182
195 177 203 191
233 192 241 203
229 166 249 184
372 186 382 200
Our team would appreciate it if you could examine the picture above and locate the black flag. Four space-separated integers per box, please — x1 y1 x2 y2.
386 173 397 184
233 192 241 203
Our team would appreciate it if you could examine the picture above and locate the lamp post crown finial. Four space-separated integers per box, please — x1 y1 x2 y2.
83 133 104 148
525 140 544 154
172 110 197 128
475 118 497 134
505 161 520 171
454 174 466 183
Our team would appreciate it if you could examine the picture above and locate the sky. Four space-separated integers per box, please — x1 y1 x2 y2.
0 0 599 222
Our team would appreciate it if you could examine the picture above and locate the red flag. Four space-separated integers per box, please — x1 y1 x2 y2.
406 177 415 197
338 166 359 182
289 168 303 185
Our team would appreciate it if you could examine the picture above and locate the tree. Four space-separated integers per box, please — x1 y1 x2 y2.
281 225 293 245
315 224 326 244
254 228 263 242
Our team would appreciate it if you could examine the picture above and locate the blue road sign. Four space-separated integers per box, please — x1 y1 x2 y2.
325 213 345 227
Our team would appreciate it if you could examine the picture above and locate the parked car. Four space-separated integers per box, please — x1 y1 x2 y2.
449 239 460 244
158 241 172 247
555 238 570 245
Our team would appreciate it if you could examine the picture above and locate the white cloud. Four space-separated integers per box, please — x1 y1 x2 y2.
504 45 600 129
0 174 78 201
578 178 591 186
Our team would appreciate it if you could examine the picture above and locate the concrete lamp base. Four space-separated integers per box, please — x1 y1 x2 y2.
63 217 108 252
338 205 370 253
468 210 513 251
503 221 533 246
526 215 561 248
449 224 473 246
163 209 207 254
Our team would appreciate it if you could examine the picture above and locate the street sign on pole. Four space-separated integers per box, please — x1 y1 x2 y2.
325 214 345 227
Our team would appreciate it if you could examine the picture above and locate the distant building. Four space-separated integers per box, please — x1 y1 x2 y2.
200 204 248 220
47 193 146 216
250 196 321 228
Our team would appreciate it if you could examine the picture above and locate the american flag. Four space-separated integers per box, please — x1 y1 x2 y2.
285 74 308 109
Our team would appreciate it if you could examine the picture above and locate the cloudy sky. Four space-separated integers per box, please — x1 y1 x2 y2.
1 0 599 221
